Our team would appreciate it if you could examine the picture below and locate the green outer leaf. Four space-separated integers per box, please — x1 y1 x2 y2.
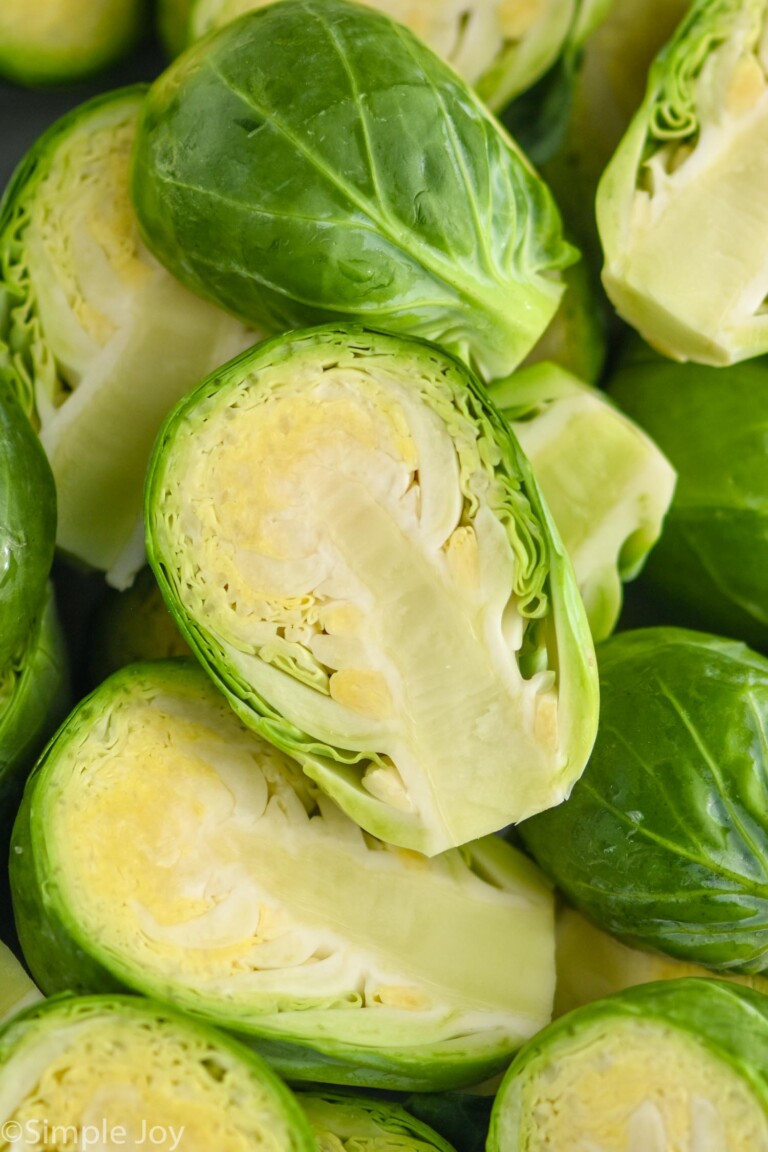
520 627 768 973
0 384 56 667
144 323 598 855
488 979 768 1151
608 352 768 651
0 993 316 1152
11 658 552 1092
131 0 576 381
297 1090 457 1152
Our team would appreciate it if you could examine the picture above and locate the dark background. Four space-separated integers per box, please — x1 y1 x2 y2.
0 35 166 191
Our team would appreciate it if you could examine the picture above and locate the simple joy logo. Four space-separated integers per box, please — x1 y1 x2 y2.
0 1119 185 1149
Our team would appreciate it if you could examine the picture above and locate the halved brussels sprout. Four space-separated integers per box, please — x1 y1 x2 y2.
543 0 691 259
131 0 577 382
11 660 556 1090
0 385 56 669
0 941 40 1025
598 0 768 364
489 362 675 640
0 86 256 587
555 906 768 1018
145 325 598 855
0 0 145 86
187 0 587 114
298 1092 456 1152
0 995 315 1152
488 980 768 1151
608 348 768 651
521 627 768 973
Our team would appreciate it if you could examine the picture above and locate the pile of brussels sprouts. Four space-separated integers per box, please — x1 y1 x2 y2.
3 0 768 1149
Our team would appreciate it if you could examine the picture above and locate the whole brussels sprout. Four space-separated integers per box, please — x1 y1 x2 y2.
521 627 768 973
131 0 577 382
608 348 768 651
157 0 194 55
0 384 55 669
0 585 69 821
0 0 145 86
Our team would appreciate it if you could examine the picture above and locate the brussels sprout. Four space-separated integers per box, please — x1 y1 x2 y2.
298 1092 456 1152
488 363 675 641
187 0 595 114
0 584 69 821
0 0 145 86
0 583 68 939
0 941 40 1024
608 349 768 650
555 906 768 1018
11 660 556 1090
89 565 189 686
0 385 56 669
543 0 691 259
0 87 256 587
158 0 195 55
520 627 768 973
598 0 768 364
145 325 598 855
488 979 768 1151
0 995 315 1152
131 0 577 382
